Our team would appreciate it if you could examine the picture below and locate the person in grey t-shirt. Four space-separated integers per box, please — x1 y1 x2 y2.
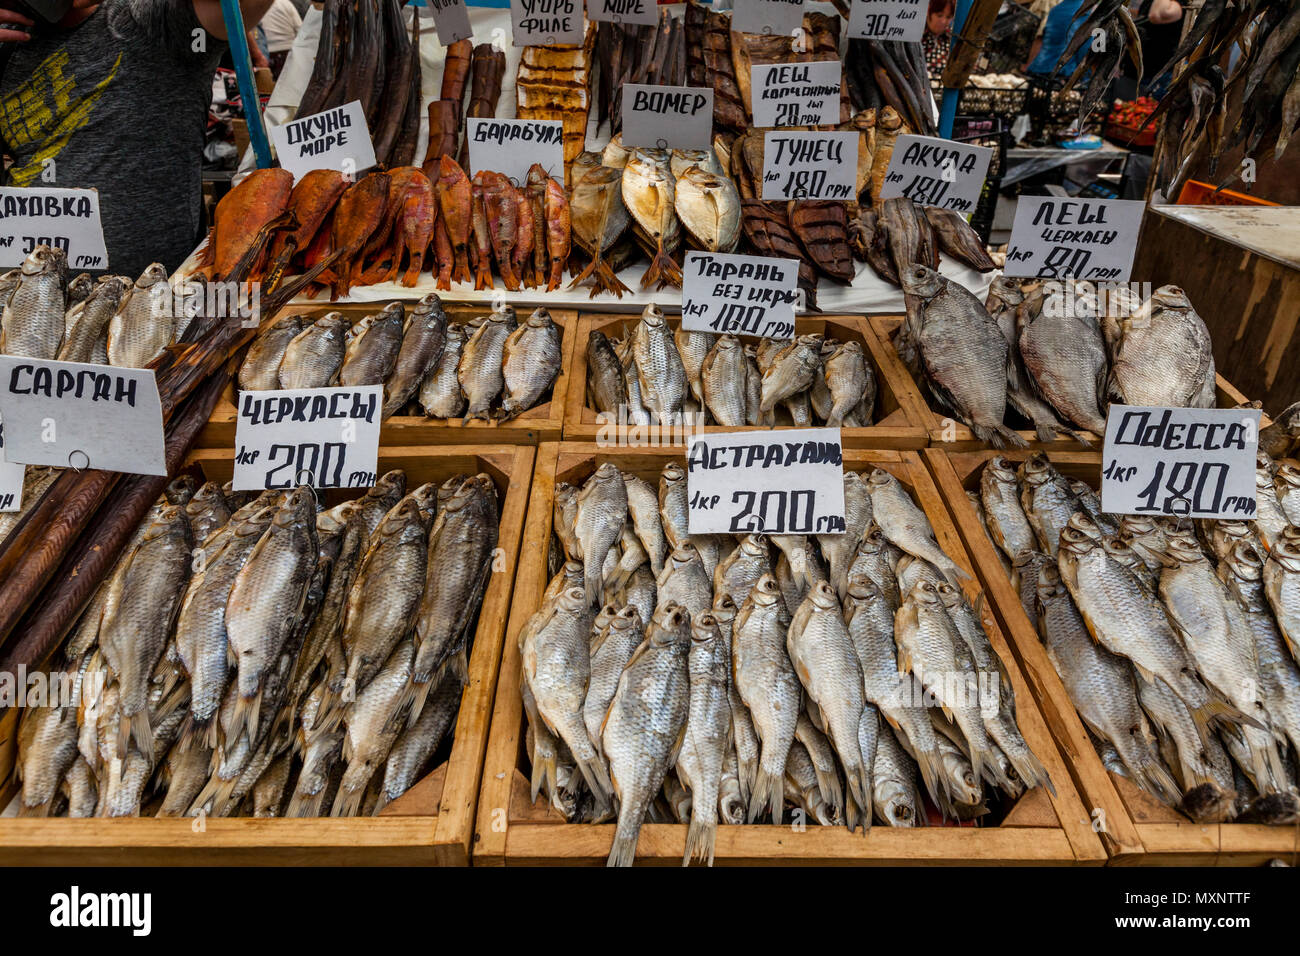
0 0 275 277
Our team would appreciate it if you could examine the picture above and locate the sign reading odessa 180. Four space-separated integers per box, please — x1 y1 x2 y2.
1101 406 1260 519
233 386 382 491
687 428 846 535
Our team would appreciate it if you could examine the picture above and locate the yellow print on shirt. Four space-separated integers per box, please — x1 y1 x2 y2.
0 48 122 186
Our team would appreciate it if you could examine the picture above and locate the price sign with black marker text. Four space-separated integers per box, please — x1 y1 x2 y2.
232 386 382 491
271 101 377 181
0 357 165 475
509 0 584 46
0 187 108 270
731 0 805 37
621 85 714 150
420 0 473 45
762 131 857 200
847 0 925 41
1101 406 1260 519
588 0 657 26
751 61 842 128
879 134 993 213
466 118 564 186
687 428 846 534
681 251 799 339
0 421 23 512
1004 197 1146 281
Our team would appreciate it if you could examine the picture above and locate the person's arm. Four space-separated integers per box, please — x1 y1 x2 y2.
193 0 276 41
0 6 34 43
1148 0 1183 25
247 27 270 66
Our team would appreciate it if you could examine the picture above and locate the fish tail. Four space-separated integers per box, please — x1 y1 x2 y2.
118 708 154 765
1005 743 1054 796
575 754 614 808
329 782 368 818
812 764 843 817
547 261 564 292
17 799 53 818
970 422 1029 450
406 676 433 726
639 248 681 292
910 742 949 810
436 267 452 292
453 253 473 285
530 747 557 807
284 788 327 819
1189 695 1260 749
682 811 718 867
747 765 784 824
1131 748 1183 808
606 814 643 868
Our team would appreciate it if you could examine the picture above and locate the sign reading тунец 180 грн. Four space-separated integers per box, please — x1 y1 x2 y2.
687 428 846 535
1101 405 1260 519
762 131 857 201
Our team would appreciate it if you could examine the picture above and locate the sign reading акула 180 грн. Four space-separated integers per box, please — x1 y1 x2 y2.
1004 197 1146 282
681 251 799 340
1101 405 1260 519
233 386 383 492
270 101 377 181
687 428 846 535
879 134 993 214
0 186 108 270
0 357 165 475
762 131 857 200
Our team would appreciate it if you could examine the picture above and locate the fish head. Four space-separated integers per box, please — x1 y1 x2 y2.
641 303 667 328
1276 533 1300 571
988 276 1025 307
741 533 768 557
1059 524 1101 558
20 244 60 277
317 499 362 535
1065 511 1103 541
661 461 686 485
651 601 692 644
132 261 169 289
526 163 549 190
934 582 966 610
1101 535 1152 572
749 573 784 608
1162 531 1205 566
669 544 703 571
405 482 441 523
558 587 589 615
1150 285 1192 310
864 468 899 493
1223 540 1265 582
1117 514 1159 538
378 301 406 326
691 612 720 643
714 334 742 355
907 579 943 607
711 591 737 622
856 526 886 557
278 486 318 523
592 461 622 486
808 580 839 610
491 304 517 325
416 292 444 313
985 456 1020 486
613 604 642 631
899 264 943 299
67 272 93 300
1017 452 1056 488
526 308 554 329
1034 559 1066 603
877 105 903 132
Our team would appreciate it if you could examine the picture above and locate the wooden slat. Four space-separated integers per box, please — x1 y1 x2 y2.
0 444 533 866
561 314 928 448
866 316 1263 451
196 305 578 447
474 442 1106 865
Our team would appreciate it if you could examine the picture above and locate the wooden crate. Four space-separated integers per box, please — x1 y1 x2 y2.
561 314 928 449
867 315 1259 452
473 442 1106 865
927 447 1300 866
196 304 578 448
0 444 534 866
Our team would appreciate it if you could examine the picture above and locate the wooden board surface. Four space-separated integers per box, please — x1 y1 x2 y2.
562 314 928 449
927 447 1300 866
196 304 578 448
0 444 534 867
1133 211 1300 413
869 315 1264 451
474 442 1105 865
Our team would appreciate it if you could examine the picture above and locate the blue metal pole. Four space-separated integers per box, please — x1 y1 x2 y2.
221 0 273 168
939 0 976 139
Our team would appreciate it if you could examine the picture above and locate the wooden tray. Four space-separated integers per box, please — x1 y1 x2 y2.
867 315 1261 452
196 304 578 448
562 314 928 449
0 444 534 866
473 442 1106 865
927 447 1300 866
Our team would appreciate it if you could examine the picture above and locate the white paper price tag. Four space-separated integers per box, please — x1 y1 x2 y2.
588 0 657 26
621 85 715 150
751 61 842 128
1004 197 1146 281
465 118 565 186
0 420 24 512
232 386 382 492
0 357 165 475
761 131 857 200
682 251 799 339
271 101 377 182
847 0 925 41
730 0 804 37
0 187 108 270
423 0 473 44
1101 406 1260 519
687 428 845 534
509 0 584 46
879 134 993 213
